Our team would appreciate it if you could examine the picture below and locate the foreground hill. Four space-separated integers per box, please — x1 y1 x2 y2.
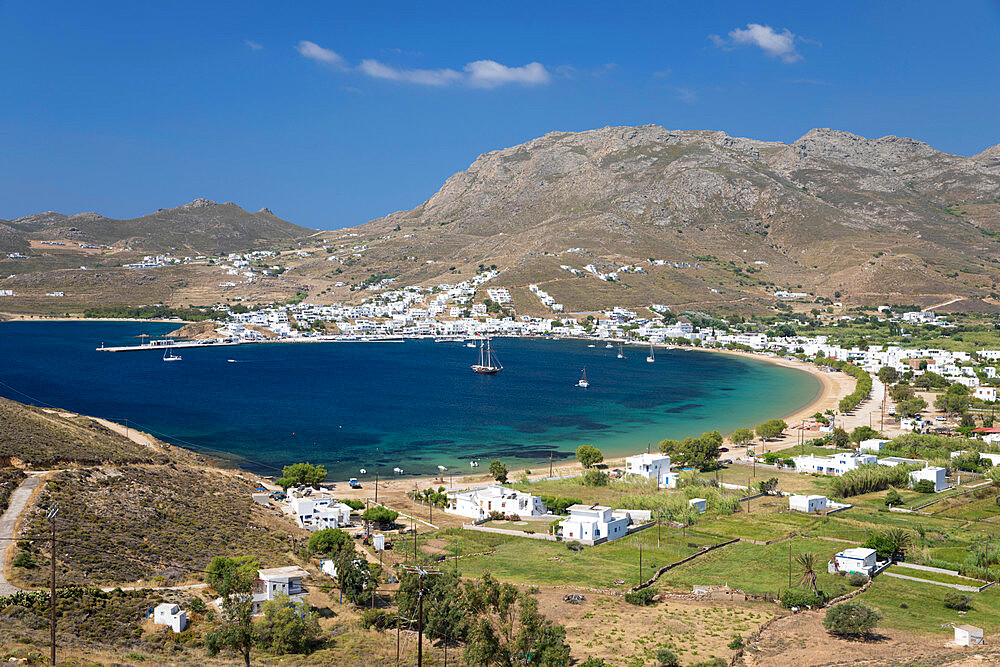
322 126 1000 313
1 198 314 255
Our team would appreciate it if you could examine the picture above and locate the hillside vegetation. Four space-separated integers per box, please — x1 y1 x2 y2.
0 397 168 466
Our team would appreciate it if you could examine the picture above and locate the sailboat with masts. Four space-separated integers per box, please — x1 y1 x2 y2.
646 342 655 363
617 342 625 359
163 348 182 362
471 338 502 374
576 367 590 388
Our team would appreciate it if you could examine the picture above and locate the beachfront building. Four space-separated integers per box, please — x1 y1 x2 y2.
559 504 628 545
828 547 878 575
909 466 947 492
152 603 187 633
446 485 547 520
789 494 828 514
290 497 353 530
791 452 877 476
624 453 672 488
251 566 309 614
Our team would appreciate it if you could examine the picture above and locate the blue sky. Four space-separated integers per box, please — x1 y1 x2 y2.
2 1 999 229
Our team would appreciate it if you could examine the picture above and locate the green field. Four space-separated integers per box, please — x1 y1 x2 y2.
858 577 1000 633
655 537 851 598
886 565 984 587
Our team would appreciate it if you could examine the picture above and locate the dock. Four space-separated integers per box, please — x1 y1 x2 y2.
95 336 407 352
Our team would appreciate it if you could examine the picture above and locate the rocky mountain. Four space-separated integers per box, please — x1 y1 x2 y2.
330 125 1000 313
1 198 314 255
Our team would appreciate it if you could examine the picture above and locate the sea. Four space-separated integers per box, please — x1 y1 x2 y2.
0 321 820 480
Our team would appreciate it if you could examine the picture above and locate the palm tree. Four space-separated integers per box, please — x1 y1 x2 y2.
796 552 819 595
883 528 912 560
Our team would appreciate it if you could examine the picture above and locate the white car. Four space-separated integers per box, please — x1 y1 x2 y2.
934 416 947 422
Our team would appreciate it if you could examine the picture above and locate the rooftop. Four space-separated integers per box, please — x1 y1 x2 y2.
258 566 309 580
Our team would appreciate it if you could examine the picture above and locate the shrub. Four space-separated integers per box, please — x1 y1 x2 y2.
828 463 916 498
361 506 399 527
188 597 206 614
566 541 583 553
912 479 936 493
823 601 882 637
848 574 868 587
342 498 365 511
579 660 609 667
12 552 35 569
360 608 393 631
884 489 902 507
624 587 656 606
307 528 353 555
656 647 679 666
581 469 609 487
727 633 744 650
943 591 973 611
780 588 825 609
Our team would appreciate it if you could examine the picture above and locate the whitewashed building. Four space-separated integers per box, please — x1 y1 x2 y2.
859 439 890 452
153 603 187 633
791 452 877 476
251 566 309 614
688 498 707 514
974 386 998 402
910 466 947 492
954 624 984 646
789 495 828 513
624 453 672 488
559 504 628 545
446 486 546 519
829 547 878 575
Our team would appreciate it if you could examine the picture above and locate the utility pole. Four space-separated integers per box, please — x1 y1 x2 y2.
47 504 60 667
375 471 379 504
788 540 792 587
400 565 440 667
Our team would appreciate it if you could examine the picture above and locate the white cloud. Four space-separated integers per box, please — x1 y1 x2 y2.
244 40 263 51
296 40 349 70
463 60 550 88
711 23 803 63
675 87 697 103
358 59 463 86
296 41 551 89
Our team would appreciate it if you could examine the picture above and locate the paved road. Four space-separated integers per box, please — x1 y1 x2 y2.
0 475 42 595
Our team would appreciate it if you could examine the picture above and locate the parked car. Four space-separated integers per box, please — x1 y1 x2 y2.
719 447 729 452
349 478 362 489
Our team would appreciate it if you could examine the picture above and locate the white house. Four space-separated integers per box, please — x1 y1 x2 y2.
446 486 547 520
910 466 947 492
688 498 707 514
789 495 828 514
152 603 187 633
829 547 878 575
791 452 877 476
559 504 628 545
954 624 984 646
251 566 309 614
859 438 890 453
974 386 997 402
624 453 672 488
979 452 1000 466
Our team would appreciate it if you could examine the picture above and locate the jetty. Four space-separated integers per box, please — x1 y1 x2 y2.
96 335 407 352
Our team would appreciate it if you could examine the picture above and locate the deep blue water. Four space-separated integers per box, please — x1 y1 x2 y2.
0 321 820 479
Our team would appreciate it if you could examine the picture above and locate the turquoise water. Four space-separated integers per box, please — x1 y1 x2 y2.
0 321 819 479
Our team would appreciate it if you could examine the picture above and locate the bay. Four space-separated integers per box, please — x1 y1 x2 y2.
0 321 820 479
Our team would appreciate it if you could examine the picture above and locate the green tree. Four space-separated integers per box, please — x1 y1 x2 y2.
463 572 571 666
796 552 819 595
758 477 778 495
656 647 680 666
360 505 399 528
831 427 850 448
581 469 609 486
255 594 321 654
935 383 970 415
275 462 328 490
729 427 755 446
756 419 787 440
912 479 936 493
395 570 468 645
896 396 928 418
823 601 882 638
204 555 261 667
658 439 681 457
489 460 508 484
850 426 880 444
890 383 915 402
884 489 902 507
877 367 900 385
575 444 604 468
336 553 375 605
307 528 354 556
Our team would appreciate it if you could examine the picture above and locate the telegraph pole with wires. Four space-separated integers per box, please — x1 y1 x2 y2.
47 504 60 666
400 565 441 667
